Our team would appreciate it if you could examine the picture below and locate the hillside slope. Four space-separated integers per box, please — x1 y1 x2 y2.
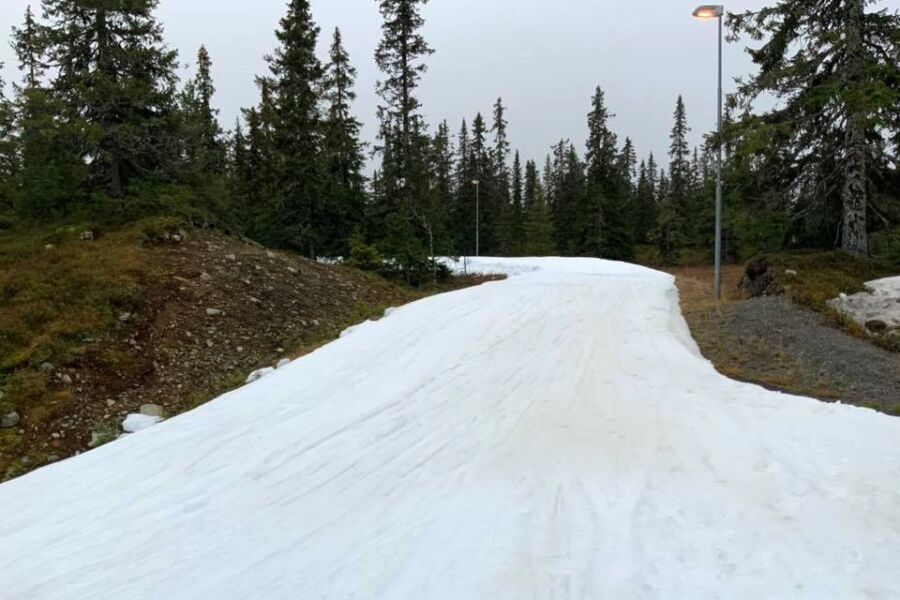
1 257 898 599
0 220 421 479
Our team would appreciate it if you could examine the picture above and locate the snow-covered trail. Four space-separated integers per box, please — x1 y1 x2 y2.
2 257 899 599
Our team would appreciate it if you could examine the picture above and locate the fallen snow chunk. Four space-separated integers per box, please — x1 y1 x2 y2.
383 307 399 318
246 367 276 383
276 358 291 369
122 414 162 433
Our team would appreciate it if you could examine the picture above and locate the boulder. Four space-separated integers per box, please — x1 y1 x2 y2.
140 404 166 418
1 412 20 428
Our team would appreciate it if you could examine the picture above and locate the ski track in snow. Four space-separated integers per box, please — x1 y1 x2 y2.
2 257 899 599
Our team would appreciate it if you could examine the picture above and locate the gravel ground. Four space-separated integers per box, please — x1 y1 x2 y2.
685 295 900 415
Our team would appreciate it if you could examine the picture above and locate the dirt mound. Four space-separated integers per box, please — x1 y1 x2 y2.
1 223 422 479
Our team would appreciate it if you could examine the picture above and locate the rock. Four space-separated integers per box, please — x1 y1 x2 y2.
40 362 54 372
79 230 94 241
839 292 848 300
287 267 298 274
266 251 276 259
784 269 798 277
312 319 320 327
122 413 163 433
865 319 888 334
225 254 237 261
237 346 244 353
45 244 55 251
200 272 212 281
172 234 182 242
246 367 276 384
1 412 20 428
119 312 133 323
206 339 214 348
60 374 73 385
206 308 223 316
276 347 284 354
51 432 61 439
46 455 60 463
276 358 291 369
140 404 165 418
106 399 116 407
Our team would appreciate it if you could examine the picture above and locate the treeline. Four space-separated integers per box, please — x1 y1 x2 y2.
0 0 898 279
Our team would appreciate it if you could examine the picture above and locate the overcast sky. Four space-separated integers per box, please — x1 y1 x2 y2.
2 1 899 170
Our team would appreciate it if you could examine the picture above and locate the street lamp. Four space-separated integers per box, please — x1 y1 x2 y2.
693 4 725 300
472 179 481 257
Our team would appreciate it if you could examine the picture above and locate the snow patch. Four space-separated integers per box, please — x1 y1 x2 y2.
828 274 900 330
121 414 162 433
245 367 276 384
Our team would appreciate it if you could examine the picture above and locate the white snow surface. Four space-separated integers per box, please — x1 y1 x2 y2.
2 257 900 599
829 274 900 329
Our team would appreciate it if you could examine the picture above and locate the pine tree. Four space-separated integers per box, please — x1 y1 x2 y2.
523 159 556 255
730 0 900 256
374 0 435 277
41 0 180 197
321 27 366 256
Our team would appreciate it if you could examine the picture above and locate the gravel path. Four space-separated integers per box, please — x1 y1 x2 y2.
688 296 900 414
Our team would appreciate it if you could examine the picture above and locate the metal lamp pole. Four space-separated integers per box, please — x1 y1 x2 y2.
694 4 725 300
472 179 481 257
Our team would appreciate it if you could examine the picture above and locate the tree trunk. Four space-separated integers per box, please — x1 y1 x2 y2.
841 0 868 257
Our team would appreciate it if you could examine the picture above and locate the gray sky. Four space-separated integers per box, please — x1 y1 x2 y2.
2 1 898 171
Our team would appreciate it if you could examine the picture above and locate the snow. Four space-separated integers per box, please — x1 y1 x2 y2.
121 413 162 433
828 274 900 329
2 257 899 599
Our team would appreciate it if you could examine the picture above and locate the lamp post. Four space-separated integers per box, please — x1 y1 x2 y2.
472 179 481 257
693 4 725 300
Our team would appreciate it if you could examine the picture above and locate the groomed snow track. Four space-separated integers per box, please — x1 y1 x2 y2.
2 257 899 599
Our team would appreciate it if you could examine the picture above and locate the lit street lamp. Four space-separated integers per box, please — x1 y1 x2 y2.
472 179 481 257
693 4 725 300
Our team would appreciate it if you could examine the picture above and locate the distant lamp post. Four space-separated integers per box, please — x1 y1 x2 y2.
472 179 481 257
693 4 725 300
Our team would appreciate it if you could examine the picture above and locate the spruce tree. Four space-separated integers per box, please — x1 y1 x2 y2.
729 0 900 255
0 67 16 211
491 98 513 254
12 5 87 216
266 0 324 256
374 0 435 276
41 0 180 197
523 159 556 255
451 118 475 254
584 87 632 260
321 27 366 256
667 96 691 246
178 45 227 211
654 169 680 264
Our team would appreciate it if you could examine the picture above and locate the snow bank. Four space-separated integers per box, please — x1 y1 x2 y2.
829 274 900 330
1 257 898 600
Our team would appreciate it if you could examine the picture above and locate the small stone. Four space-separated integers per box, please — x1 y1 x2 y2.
140 404 166 418
200 272 212 281
206 308 223 316
311 319 320 327
225 254 237 261
40 362 54 372
276 347 284 354
266 251 276 259
60 374 73 385
106 399 116 407
172 234 182 242
784 269 798 277
249 297 261 304
1 412 20 428
287 267 298 274
206 340 214 348
45 244 55 251
80 230 94 241
237 346 244 353
51 432 61 439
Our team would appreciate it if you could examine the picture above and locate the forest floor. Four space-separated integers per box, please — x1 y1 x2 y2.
0 219 501 481
673 265 900 416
